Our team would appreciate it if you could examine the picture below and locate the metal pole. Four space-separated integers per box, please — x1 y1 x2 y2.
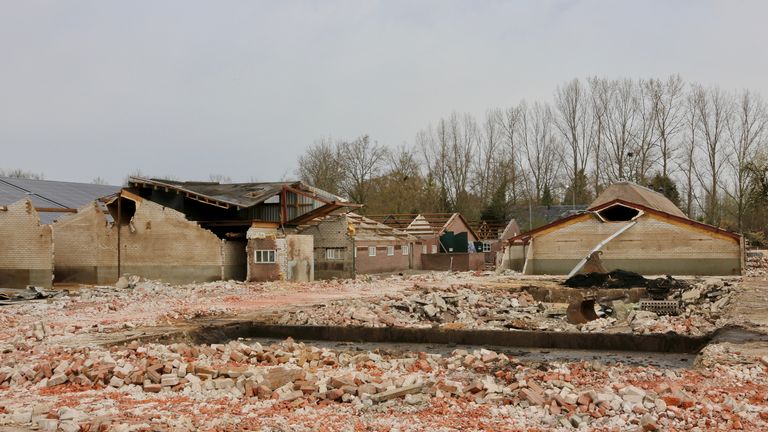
117 192 122 281
528 199 532 232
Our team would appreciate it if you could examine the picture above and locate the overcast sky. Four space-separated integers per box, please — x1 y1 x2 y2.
2 1 767 185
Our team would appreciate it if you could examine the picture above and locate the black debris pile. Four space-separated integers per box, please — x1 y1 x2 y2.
0 286 62 305
564 270 688 299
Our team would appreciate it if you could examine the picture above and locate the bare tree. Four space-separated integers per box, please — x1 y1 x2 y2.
554 78 593 203
693 84 731 225
678 92 699 218
339 135 388 205
91 177 108 185
518 102 562 202
418 121 450 211
209 174 233 183
602 79 638 182
296 136 345 195
473 109 504 205
726 90 768 230
648 75 685 178
630 79 658 184
420 113 478 212
588 77 610 195
1 169 44 180
498 105 523 204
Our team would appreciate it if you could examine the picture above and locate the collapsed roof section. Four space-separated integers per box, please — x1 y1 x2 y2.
125 177 360 232
368 213 479 240
469 219 520 241
346 213 417 242
297 212 416 242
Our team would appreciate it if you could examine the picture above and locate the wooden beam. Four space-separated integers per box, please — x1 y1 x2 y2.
119 189 144 203
34 207 77 213
284 185 336 206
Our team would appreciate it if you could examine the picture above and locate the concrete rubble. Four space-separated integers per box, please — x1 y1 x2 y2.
0 263 767 430
278 276 741 337
1 336 768 431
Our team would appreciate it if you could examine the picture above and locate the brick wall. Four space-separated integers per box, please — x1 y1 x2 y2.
526 213 742 275
421 253 485 271
222 240 247 281
53 203 118 284
53 199 227 284
118 199 224 283
245 229 315 282
354 241 411 274
300 216 354 280
246 236 281 281
0 199 53 288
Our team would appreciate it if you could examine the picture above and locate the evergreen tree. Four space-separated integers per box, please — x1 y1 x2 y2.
646 173 681 207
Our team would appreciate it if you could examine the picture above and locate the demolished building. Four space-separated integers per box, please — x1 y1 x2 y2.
112 178 357 283
470 219 521 266
0 177 120 288
503 181 744 276
370 213 484 271
1 176 356 286
298 213 417 279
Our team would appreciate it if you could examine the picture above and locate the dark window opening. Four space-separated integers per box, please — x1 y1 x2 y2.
597 204 640 222
107 197 136 225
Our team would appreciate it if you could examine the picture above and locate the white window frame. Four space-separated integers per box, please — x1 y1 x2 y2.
482 243 491 252
254 250 276 264
431 245 438 254
387 245 395 256
402 245 409 255
325 248 343 260
368 246 376 257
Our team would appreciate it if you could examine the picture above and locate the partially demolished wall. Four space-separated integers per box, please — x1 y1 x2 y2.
298 217 355 280
53 198 240 284
245 226 314 282
116 198 224 283
0 199 53 288
53 203 117 284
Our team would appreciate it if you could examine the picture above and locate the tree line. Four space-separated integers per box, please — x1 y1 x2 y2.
297 75 768 239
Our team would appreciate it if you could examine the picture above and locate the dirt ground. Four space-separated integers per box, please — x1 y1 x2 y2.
1 268 768 431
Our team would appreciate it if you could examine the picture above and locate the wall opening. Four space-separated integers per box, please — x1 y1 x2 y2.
597 204 640 222
107 197 137 225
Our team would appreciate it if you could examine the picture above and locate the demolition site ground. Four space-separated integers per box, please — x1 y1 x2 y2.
1 256 768 431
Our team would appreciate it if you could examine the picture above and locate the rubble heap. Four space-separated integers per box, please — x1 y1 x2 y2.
279 285 574 332
279 278 741 336
2 338 768 431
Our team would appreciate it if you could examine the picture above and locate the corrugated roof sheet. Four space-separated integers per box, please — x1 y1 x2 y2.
129 177 345 209
0 177 119 224
588 181 687 218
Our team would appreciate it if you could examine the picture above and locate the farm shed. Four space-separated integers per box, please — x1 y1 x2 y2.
505 182 744 276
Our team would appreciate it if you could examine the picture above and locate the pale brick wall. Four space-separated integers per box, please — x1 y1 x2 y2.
53 203 117 284
527 213 742 275
53 198 228 284
0 199 53 288
118 199 224 283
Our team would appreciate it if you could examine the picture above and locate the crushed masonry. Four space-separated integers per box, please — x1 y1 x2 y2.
0 259 766 430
